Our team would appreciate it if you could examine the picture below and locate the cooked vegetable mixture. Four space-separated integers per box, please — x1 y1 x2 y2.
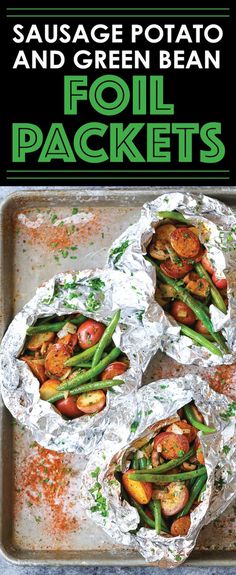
20 310 128 418
146 210 228 356
120 403 214 536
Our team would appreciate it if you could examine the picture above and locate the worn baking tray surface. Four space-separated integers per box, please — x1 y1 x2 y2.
0 188 236 566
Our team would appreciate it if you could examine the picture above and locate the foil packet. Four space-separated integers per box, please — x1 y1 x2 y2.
0 268 166 453
80 376 236 567
107 192 236 366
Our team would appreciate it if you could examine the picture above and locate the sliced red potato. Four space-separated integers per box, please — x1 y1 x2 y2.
40 379 59 400
194 436 205 465
122 470 153 505
77 319 105 350
160 259 193 280
21 356 47 384
153 432 190 461
202 254 215 275
26 331 55 351
212 273 227 290
153 482 189 517
170 515 191 536
55 395 82 418
170 228 201 259
170 301 196 326
165 421 197 443
100 361 128 381
45 343 72 378
195 320 211 336
76 389 106 414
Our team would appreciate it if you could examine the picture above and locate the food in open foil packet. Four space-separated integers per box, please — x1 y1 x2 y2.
0 268 166 453
80 377 236 567
107 192 236 366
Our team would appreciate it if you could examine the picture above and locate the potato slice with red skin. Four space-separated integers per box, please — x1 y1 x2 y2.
26 331 55 351
195 436 205 465
195 320 210 336
165 421 197 443
100 361 128 381
40 379 59 400
76 390 106 414
170 227 201 259
153 432 190 460
170 301 196 326
77 319 105 350
122 470 153 505
153 482 189 517
21 356 47 384
45 343 72 378
55 395 82 418
171 515 191 536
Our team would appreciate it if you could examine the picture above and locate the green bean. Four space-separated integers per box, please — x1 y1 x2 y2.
195 263 227 314
27 315 87 335
139 457 147 470
72 362 92 368
48 379 124 403
65 344 99 366
153 500 161 534
145 256 228 352
91 310 121 369
149 501 169 532
183 404 216 434
180 325 222 358
58 347 122 391
130 499 169 532
177 475 207 518
135 447 195 474
198 482 207 502
157 211 189 223
131 453 139 470
130 466 207 483
130 498 155 529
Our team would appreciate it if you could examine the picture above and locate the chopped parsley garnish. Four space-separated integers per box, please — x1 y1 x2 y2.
51 213 58 224
109 240 130 264
87 278 105 291
86 292 102 312
130 410 142 433
71 208 78 215
89 467 108 518
223 445 230 455
220 402 236 421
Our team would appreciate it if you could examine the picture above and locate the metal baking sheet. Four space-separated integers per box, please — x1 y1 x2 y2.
0 187 236 567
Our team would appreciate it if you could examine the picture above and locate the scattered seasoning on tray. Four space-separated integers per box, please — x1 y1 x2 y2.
14 208 102 254
14 439 79 534
206 364 236 400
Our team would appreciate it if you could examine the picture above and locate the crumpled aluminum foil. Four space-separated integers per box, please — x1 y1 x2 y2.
107 192 236 366
80 376 236 567
0 268 167 453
